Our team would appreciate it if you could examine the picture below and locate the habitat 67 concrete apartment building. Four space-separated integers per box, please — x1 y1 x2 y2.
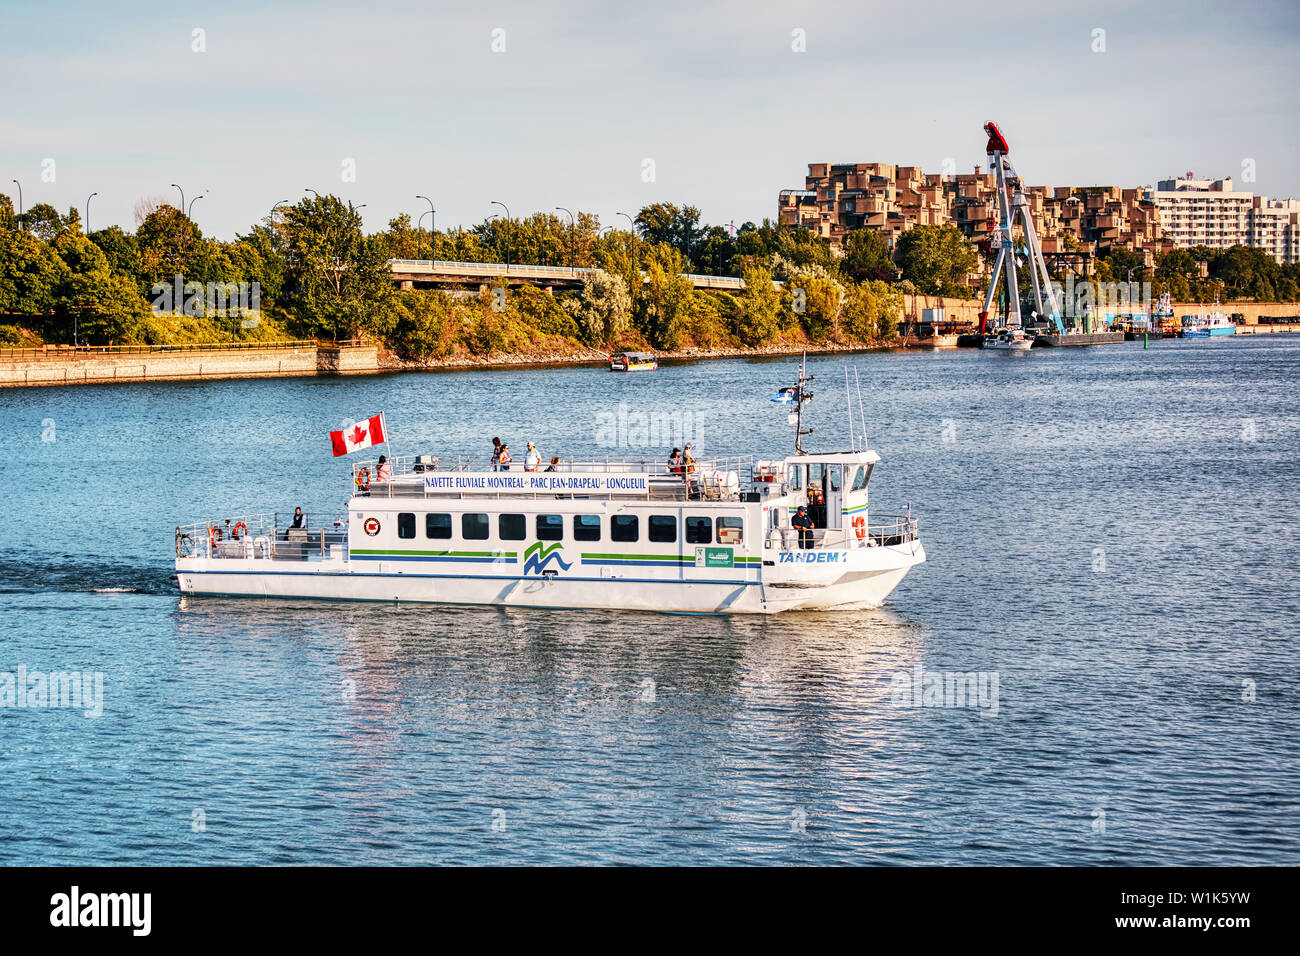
779 163 1300 274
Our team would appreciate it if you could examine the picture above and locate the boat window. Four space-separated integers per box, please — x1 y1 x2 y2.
611 514 639 542
685 516 712 544
648 515 677 543
829 465 841 492
498 514 526 540
717 516 743 544
789 466 802 490
426 513 452 539
397 513 416 539
851 464 872 491
573 514 601 542
536 514 564 541
462 513 489 540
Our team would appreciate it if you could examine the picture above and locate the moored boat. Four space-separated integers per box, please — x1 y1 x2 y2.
982 327 1033 351
609 351 658 371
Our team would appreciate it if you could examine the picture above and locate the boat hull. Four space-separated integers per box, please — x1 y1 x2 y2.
175 540 925 615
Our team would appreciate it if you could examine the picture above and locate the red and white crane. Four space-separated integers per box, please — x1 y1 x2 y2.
978 122 1065 334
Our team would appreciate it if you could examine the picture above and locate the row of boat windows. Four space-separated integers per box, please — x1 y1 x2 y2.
394 512 744 544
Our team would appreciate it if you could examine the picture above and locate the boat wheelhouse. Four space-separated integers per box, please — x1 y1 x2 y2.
174 445 923 614
609 351 658 372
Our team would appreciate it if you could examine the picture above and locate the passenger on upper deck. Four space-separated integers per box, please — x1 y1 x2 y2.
668 448 682 475
498 444 513 470
491 437 503 471
545 456 560 472
291 507 306 529
375 455 392 482
524 442 541 472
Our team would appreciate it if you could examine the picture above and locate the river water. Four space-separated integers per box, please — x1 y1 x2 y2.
1 336 1297 864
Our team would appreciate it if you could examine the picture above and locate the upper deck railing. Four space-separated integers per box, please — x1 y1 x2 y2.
350 453 759 501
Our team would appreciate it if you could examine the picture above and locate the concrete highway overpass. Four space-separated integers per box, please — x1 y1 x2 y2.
389 259 749 291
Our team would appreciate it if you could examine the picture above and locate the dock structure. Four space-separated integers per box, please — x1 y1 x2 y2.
1034 332 1126 347
389 259 749 291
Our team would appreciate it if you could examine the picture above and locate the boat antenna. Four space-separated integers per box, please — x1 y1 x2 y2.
793 352 814 455
853 365 868 450
844 366 855 452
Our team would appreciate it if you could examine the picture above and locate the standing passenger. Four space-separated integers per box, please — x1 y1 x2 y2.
524 441 541 472
792 505 815 549
491 437 503 471
498 443 513 470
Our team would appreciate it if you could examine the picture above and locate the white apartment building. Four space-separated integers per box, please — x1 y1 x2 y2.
1150 175 1299 263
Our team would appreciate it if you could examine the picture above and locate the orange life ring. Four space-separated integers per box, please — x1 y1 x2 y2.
853 516 866 541
209 525 223 548
232 521 247 540
355 467 371 491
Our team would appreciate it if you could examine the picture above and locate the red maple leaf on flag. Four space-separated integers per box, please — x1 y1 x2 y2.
350 423 367 444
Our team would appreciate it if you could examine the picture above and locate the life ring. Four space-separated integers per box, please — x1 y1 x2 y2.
232 521 247 540
853 516 866 542
355 467 371 491
209 525 223 548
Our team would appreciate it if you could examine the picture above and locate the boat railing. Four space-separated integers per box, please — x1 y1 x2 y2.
349 453 758 501
175 512 348 560
765 514 919 552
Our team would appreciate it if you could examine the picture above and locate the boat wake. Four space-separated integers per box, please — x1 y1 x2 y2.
0 555 175 596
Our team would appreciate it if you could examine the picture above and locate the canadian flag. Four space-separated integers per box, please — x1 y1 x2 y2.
330 413 387 457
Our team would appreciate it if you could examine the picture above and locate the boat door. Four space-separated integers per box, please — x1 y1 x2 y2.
825 463 844 532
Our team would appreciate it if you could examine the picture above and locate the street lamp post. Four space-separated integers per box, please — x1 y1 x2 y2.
270 199 289 224
85 192 98 233
617 211 637 268
556 206 575 267
490 201 512 266
171 183 185 213
305 188 320 199
187 193 205 219
11 180 23 229
417 195 436 260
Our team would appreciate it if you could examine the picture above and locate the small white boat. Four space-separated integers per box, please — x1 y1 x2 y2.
983 327 1033 351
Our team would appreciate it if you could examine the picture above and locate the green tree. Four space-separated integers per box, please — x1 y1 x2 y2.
733 264 782 346
841 229 896 282
575 269 632 347
895 225 977 295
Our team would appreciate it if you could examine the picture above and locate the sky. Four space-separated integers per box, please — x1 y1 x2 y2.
2 0 1297 240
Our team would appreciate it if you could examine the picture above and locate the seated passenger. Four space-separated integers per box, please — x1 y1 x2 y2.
291 507 306 529
375 455 392 482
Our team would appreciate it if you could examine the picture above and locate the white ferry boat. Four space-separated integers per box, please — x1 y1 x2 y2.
173 371 925 614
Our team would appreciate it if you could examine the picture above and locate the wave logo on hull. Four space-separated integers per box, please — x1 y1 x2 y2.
523 541 572 576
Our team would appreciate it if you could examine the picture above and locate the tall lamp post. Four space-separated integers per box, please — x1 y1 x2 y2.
171 183 185 213
187 193 206 220
617 211 637 269
11 180 23 229
269 199 289 224
417 195 436 260
556 206 575 267
85 192 98 233
305 188 320 199
490 200 512 266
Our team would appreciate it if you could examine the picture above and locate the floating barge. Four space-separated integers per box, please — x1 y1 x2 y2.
1034 331 1126 347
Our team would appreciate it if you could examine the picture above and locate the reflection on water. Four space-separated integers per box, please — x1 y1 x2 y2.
2 337 1298 864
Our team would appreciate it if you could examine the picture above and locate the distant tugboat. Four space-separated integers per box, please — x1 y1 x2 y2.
609 351 658 372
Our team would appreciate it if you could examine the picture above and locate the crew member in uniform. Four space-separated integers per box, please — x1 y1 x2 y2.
792 505 815 549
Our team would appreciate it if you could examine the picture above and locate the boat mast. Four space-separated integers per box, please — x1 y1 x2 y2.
793 352 815 455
